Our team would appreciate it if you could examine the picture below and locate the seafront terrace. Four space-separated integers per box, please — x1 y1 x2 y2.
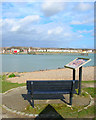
0 47 94 54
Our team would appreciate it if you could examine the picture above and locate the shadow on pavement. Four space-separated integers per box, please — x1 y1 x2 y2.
21 94 69 107
35 104 64 120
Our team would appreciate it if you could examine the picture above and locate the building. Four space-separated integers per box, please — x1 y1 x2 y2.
11 49 20 53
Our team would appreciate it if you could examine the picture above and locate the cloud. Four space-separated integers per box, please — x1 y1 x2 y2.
2 0 35 2
74 3 92 12
0 19 2 27
70 19 93 25
3 19 16 31
63 33 72 37
71 20 83 25
48 26 63 35
2 2 41 19
0 19 2 35
2 17 84 47
42 0 66 17
2 2 94 48
78 35 83 38
78 30 93 33
3 15 40 32
19 15 40 24
70 3 93 25
11 25 20 31
47 23 77 39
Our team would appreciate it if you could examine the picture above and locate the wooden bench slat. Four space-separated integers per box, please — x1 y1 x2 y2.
27 80 79 90
33 90 77 94
33 87 72 91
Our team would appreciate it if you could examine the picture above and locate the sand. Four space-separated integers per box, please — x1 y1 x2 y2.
6 66 95 83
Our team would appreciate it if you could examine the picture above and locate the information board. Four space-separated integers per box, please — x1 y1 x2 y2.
64 57 91 69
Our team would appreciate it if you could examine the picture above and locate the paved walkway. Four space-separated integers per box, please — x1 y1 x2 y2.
2 85 91 118
1 82 95 118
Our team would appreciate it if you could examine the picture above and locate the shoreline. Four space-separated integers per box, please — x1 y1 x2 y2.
2 65 95 74
3 66 95 83
1 52 94 55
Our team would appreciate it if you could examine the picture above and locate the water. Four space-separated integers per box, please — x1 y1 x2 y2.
1 53 94 72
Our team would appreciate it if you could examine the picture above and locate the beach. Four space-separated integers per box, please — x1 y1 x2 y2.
6 66 95 83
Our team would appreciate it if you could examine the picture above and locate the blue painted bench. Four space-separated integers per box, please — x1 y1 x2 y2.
26 80 79 107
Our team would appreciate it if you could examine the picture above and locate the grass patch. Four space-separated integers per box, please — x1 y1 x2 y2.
78 105 95 118
1 75 25 93
23 103 94 118
23 103 83 118
75 89 88 97
0 75 6 81
82 80 96 83
23 87 95 118
8 73 16 78
2 80 26 93
83 87 96 98
80 91 89 97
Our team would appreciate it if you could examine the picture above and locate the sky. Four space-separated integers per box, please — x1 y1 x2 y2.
1 1 94 48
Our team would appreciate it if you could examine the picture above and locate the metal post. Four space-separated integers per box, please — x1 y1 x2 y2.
78 66 82 95
70 93 72 105
73 69 75 80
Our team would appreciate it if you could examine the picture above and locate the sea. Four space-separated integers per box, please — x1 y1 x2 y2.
1 53 95 72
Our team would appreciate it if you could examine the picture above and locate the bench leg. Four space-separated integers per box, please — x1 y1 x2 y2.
32 98 34 108
31 95 34 108
69 93 73 105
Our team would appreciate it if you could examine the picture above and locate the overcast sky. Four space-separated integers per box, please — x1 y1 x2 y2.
1 1 94 48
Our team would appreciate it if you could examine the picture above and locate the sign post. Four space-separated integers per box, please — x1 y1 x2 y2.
64 57 91 95
78 66 82 95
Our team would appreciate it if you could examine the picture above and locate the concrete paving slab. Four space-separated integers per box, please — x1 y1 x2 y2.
2 86 28 111
2 86 91 113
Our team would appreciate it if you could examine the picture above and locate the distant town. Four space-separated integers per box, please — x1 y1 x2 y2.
0 47 95 55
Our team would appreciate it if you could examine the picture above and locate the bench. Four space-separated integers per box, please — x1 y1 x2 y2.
26 80 79 107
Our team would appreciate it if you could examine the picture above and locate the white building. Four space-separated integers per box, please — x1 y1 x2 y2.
0 49 1 53
47 49 71 52
87 50 92 53
37 49 46 52
28 48 31 52
11 49 20 53
70 50 78 53
2 49 5 53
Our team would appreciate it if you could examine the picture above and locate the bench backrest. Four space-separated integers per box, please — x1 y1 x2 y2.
27 80 79 92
